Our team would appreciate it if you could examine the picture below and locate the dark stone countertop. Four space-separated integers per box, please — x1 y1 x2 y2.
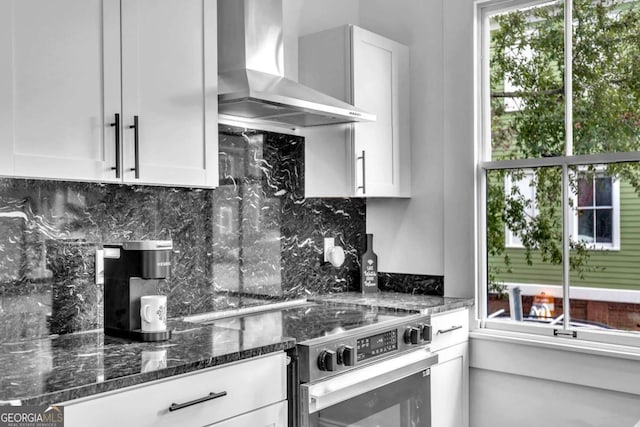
0 319 295 406
0 292 473 406
312 292 474 315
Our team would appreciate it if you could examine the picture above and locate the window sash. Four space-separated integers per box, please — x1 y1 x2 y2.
478 0 640 345
571 173 620 250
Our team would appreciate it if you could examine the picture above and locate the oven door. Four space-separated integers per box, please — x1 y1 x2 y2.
299 347 437 427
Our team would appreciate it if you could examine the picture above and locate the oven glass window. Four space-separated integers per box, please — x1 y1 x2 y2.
309 370 430 427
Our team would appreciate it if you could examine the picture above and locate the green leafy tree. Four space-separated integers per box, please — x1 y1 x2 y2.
488 0 640 293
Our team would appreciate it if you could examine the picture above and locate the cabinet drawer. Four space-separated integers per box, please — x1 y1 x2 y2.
430 309 469 351
207 400 287 427
62 353 286 427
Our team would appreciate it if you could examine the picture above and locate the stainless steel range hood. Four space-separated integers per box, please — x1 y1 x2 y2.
218 0 375 128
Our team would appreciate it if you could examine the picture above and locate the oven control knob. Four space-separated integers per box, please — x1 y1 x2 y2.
317 350 337 371
404 327 419 345
420 324 432 342
337 345 355 366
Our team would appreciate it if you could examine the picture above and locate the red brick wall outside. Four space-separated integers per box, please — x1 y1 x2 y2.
488 295 640 331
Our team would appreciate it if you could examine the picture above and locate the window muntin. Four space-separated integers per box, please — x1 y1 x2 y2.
480 0 640 343
575 173 617 247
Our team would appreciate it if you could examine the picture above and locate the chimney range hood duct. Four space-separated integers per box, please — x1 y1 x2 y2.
218 0 375 128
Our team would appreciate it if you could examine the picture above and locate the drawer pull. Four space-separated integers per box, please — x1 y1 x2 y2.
168 391 227 412
437 325 463 335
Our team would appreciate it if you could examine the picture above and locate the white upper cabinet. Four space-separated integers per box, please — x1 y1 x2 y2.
0 0 117 182
0 0 218 188
118 0 218 187
300 25 410 198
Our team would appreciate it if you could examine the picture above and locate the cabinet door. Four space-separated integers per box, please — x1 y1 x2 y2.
352 26 410 198
0 0 120 182
431 342 469 427
299 26 353 198
120 0 218 188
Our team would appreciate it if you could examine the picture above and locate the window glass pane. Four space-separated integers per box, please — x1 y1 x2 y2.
595 209 613 243
577 177 593 207
488 1 565 160
569 162 640 333
572 0 640 155
486 167 564 324
595 178 612 206
571 166 617 248
577 209 594 241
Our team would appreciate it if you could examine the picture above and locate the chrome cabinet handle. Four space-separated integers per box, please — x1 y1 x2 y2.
128 115 140 179
437 325 463 335
168 391 227 412
109 113 121 178
356 150 366 195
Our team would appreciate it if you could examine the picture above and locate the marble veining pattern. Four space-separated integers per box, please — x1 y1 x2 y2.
0 294 466 405
378 273 444 296
0 125 367 342
0 123 455 405
0 320 295 405
313 292 474 315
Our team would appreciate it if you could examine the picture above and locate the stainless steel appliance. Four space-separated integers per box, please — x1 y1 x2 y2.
217 0 376 128
292 308 436 427
185 299 436 426
103 240 173 341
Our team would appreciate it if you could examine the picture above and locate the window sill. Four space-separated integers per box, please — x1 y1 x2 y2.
470 328 640 396
470 328 640 362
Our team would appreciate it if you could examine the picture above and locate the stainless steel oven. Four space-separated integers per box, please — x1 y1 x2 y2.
293 311 437 427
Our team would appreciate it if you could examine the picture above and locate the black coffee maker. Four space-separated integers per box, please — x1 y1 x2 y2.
103 240 172 341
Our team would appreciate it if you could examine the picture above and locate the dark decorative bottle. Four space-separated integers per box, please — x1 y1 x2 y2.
361 234 378 294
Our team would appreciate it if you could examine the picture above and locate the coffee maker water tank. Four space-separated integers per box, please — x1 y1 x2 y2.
121 240 173 279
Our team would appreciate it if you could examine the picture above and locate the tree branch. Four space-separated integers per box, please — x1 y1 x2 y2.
492 88 565 98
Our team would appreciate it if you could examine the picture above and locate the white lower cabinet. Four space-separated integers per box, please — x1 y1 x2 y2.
60 352 287 427
207 401 287 427
431 342 468 427
430 309 470 427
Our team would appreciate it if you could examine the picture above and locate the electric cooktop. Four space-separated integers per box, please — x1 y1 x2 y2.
185 300 413 343
183 299 432 383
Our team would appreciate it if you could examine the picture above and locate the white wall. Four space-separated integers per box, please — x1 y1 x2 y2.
282 0 359 80
471 369 640 427
471 335 640 426
358 0 447 282
358 0 476 298
442 0 477 298
288 1 640 425
287 0 476 297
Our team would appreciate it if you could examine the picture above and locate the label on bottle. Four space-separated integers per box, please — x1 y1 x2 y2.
362 258 378 293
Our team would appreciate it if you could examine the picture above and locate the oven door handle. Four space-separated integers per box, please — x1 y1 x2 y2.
300 347 438 415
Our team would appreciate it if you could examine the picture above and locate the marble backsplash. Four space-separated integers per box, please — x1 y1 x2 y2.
0 124 442 343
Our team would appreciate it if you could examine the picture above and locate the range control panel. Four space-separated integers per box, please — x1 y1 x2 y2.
357 330 398 361
297 314 432 383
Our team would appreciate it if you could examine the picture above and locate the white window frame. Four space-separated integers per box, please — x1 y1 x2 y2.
476 0 640 347
504 169 537 248
569 169 620 251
